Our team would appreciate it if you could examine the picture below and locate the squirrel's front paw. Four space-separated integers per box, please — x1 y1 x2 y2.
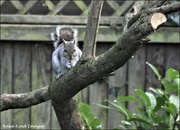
66 63 72 69
56 73 64 79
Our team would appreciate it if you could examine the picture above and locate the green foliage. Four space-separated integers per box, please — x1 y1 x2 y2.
96 63 180 130
78 102 101 129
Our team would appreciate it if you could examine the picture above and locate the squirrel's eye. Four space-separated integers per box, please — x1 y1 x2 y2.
64 50 67 52
74 49 76 52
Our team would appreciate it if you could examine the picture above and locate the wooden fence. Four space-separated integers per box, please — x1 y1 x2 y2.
1 41 180 129
0 0 180 129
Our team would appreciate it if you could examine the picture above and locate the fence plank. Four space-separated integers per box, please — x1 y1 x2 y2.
88 43 113 128
0 41 180 130
10 1 23 11
12 43 31 128
146 44 165 90
30 43 58 129
0 15 124 25
48 1 68 15
128 47 146 113
17 1 37 14
89 81 108 128
165 44 180 71
0 43 13 130
79 87 89 104
1 24 179 43
107 65 127 129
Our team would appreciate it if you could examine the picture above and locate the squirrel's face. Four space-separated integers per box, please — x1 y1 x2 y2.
63 39 77 63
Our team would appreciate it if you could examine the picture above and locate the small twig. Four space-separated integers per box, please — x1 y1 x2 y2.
173 113 179 130
82 0 104 59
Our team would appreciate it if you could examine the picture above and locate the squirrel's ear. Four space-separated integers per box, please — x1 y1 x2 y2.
49 33 57 41
72 39 75 44
62 39 67 44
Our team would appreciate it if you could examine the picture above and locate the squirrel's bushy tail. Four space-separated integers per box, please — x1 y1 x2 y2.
49 25 78 48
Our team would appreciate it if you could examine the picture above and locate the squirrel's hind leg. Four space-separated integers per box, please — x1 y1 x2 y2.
56 72 65 79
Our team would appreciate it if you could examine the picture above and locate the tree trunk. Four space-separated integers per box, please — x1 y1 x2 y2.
52 99 84 129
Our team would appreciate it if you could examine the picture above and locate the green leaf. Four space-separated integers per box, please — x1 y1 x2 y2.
118 125 128 129
154 97 166 112
149 87 165 96
87 112 95 125
121 120 133 126
169 95 180 110
78 102 91 117
167 68 179 80
161 78 177 92
90 118 101 128
136 108 152 125
105 100 132 119
95 103 121 113
167 102 177 116
135 89 151 108
146 62 161 80
146 92 157 110
129 118 151 126
117 96 141 103
173 78 180 89
162 106 174 116
153 114 164 123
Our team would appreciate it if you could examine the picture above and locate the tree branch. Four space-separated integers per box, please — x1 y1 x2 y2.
52 99 84 129
51 1 104 129
0 0 178 112
148 2 180 14
0 86 49 111
49 0 180 105
82 0 104 59
1 1 179 129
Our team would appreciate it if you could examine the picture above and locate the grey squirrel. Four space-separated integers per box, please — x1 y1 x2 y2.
50 26 82 79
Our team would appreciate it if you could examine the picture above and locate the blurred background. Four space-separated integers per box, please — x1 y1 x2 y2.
0 0 179 129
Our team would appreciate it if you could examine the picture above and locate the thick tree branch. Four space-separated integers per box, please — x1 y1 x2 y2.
51 1 104 129
82 0 104 59
124 1 180 32
52 99 84 129
0 86 49 111
148 2 180 14
0 0 178 112
0 1 179 129
49 0 180 105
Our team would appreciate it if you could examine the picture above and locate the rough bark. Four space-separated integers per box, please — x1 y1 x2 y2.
0 0 179 129
48 1 180 103
52 99 84 129
51 1 104 129
83 1 104 59
0 86 49 111
1 1 179 112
